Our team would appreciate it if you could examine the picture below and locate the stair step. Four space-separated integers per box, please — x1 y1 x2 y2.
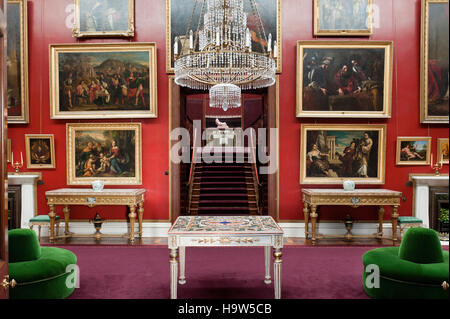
192 193 255 198
197 200 255 204
193 207 258 211
198 171 251 175
196 165 251 169
195 181 254 185
197 176 252 180
194 188 255 195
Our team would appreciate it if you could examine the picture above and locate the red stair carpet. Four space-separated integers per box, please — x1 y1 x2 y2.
189 151 260 215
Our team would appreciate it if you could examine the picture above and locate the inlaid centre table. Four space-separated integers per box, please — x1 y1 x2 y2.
45 188 145 243
168 215 284 299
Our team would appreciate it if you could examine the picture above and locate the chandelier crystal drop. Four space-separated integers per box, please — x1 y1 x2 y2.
209 83 241 111
174 0 277 111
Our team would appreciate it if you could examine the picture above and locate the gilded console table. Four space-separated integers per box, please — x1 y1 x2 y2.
168 216 284 299
302 189 402 243
45 188 145 243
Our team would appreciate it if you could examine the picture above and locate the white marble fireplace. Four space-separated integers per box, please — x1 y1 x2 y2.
410 174 449 228
8 173 42 229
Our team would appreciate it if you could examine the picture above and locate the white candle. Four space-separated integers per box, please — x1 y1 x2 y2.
12 151 14 164
267 33 272 52
245 28 250 47
189 30 193 49
174 37 178 55
273 41 278 58
431 153 433 168
216 31 220 46
21 152 23 166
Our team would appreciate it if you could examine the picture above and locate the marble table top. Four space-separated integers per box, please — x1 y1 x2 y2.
45 188 145 196
302 189 402 196
169 216 283 235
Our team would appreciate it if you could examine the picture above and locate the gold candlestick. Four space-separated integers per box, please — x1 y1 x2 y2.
10 152 24 173
430 153 443 175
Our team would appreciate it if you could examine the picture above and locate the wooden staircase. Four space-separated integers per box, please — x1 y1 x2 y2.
187 151 261 215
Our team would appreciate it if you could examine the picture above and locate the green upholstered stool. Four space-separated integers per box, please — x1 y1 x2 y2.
8 228 77 299
362 227 449 299
398 216 423 238
29 215 60 241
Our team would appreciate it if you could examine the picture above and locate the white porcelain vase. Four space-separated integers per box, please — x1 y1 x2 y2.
91 180 104 192
343 180 355 191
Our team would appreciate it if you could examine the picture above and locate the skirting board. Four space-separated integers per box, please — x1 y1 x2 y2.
35 221 397 238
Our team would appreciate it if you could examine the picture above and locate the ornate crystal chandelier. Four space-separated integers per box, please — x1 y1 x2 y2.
173 0 277 111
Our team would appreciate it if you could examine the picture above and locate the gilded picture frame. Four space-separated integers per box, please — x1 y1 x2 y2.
420 0 449 124
7 0 29 124
72 0 135 38
437 138 449 164
166 0 282 74
314 0 373 36
296 41 393 118
300 124 386 185
49 42 158 119
25 134 56 169
66 123 142 185
395 137 431 166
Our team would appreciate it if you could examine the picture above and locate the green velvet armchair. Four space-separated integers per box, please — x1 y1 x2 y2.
8 228 78 299
362 227 449 299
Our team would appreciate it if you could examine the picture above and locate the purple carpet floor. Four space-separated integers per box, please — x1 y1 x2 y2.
49 245 388 299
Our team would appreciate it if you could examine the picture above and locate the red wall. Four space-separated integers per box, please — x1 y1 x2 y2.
7 0 449 223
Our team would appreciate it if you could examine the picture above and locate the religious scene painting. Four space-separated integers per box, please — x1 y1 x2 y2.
300 124 386 185
50 43 157 119
166 0 281 73
25 135 56 169
314 0 373 36
73 0 134 37
437 138 449 164
420 0 449 123
396 137 431 166
66 123 142 185
7 0 28 123
297 41 392 118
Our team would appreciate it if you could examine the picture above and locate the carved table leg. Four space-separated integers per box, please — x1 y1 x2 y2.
264 246 272 284
170 248 178 299
273 248 282 299
63 205 71 236
303 202 310 239
392 205 399 243
377 206 385 239
138 202 144 238
179 246 186 284
129 205 137 244
48 205 56 243
310 205 318 243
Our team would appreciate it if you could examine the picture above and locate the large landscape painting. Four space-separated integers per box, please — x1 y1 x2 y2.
50 43 157 119
66 123 142 185
300 124 386 185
